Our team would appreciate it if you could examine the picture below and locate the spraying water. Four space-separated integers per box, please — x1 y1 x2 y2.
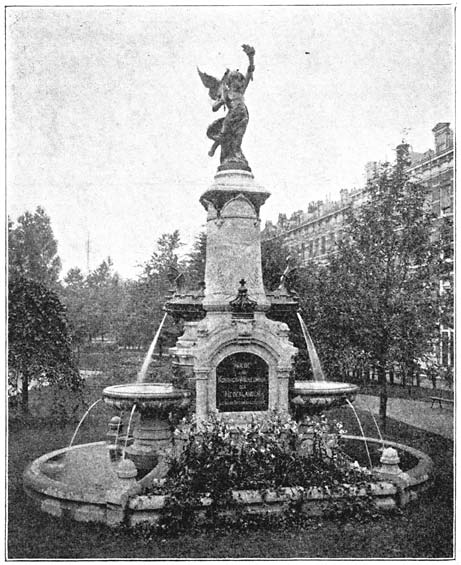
359 399 384 446
137 312 168 382
69 399 102 448
345 399 373 470
123 404 137 459
297 312 326 382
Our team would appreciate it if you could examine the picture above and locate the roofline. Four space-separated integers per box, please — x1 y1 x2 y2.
407 147 454 171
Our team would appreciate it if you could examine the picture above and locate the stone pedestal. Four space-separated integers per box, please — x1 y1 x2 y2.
102 383 191 473
200 170 270 312
124 415 171 471
171 170 297 423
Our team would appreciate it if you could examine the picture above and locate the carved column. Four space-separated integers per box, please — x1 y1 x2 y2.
194 368 210 422
200 170 270 311
277 369 291 414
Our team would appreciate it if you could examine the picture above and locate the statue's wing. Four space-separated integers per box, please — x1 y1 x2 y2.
197 68 221 100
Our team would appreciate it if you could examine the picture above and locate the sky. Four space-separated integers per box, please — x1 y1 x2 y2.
6 5 454 280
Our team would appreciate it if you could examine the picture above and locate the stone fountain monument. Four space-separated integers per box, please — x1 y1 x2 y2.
168 44 357 422
23 45 433 528
169 45 298 422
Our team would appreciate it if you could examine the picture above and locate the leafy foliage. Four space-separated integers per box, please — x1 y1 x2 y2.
8 276 83 412
149 414 375 533
269 154 447 426
261 237 293 291
117 231 183 347
86 257 126 341
185 231 207 288
323 158 443 424
60 267 90 348
60 259 128 346
8 206 61 289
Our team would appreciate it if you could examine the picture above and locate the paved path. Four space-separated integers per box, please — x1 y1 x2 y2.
355 394 454 440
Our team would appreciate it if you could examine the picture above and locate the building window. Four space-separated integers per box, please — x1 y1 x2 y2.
432 184 441 216
321 236 326 255
436 138 447 154
440 184 453 216
440 328 454 367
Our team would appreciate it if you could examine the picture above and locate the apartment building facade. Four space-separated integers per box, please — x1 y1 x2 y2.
261 122 454 367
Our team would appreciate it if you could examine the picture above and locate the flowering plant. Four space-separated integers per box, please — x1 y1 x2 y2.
149 412 375 532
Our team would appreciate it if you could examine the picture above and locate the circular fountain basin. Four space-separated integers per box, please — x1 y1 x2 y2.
23 435 433 527
102 382 191 413
290 381 359 415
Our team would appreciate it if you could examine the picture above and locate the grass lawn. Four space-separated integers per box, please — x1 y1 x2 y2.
7 356 454 559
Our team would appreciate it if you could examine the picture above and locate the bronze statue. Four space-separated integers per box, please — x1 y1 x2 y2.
198 45 255 171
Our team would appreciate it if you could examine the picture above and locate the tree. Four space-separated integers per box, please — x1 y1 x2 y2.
185 231 207 287
61 259 128 347
86 257 125 342
8 206 61 288
8 276 82 412
324 149 442 428
60 267 91 352
295 259 363 382
261 237 318 379
143 230 183 282
118 231 183 347
261 237 293 291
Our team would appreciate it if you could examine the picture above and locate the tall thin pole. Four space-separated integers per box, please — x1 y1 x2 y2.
86 232 90 273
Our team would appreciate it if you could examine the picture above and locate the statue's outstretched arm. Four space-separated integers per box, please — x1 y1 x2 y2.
242 44 255 89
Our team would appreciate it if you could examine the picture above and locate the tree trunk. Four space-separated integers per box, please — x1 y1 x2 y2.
389 369 394 385
408 365 414 396
378 364 388 432
21 372 29 413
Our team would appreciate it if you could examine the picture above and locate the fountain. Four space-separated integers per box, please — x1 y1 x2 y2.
290 312 359 415
102 382 190 472
23 44 433 528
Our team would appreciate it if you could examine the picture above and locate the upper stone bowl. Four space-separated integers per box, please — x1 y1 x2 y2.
102 383 191 415
289 380 359 417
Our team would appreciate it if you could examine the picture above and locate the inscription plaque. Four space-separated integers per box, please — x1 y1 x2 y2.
216 352 268 412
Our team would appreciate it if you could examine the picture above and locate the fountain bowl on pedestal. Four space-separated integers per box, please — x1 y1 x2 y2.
102 382 191 472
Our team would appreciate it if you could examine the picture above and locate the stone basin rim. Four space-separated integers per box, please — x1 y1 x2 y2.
102 382 191 401
23 435 434 527
291 381 359 396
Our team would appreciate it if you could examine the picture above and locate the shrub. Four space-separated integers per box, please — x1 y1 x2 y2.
8 276 83 414
148 413 376 533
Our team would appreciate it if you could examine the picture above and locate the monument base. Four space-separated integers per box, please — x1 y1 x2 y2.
217 162 252 173
171 310 297 423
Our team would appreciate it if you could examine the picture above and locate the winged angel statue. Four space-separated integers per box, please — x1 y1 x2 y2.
198 45 255 171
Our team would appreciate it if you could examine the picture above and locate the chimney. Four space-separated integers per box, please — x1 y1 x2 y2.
432 123 453 154
396 141 411 166
278 213 287 228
